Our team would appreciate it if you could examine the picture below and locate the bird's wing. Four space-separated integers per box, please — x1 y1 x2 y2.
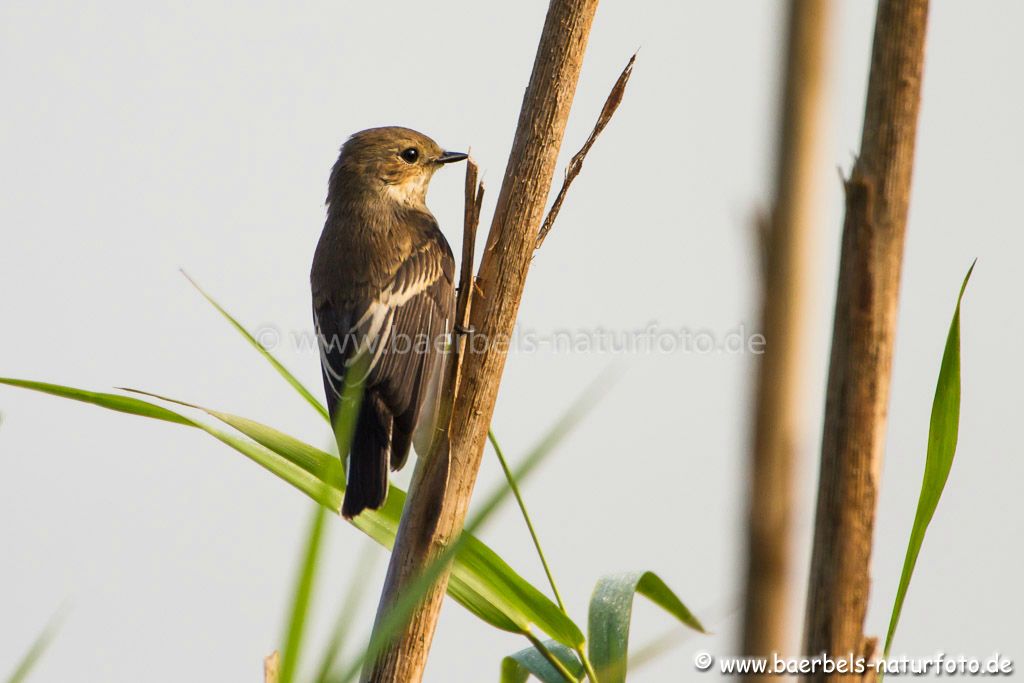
314 231 454 468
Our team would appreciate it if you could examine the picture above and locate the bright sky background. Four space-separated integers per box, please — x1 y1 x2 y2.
2 1 1022 680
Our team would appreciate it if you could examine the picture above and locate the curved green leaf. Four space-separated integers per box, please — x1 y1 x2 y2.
501 639 583 683
131 391 580 646
882 261 974 663
0 378 343 507
588 571 705 683
0 378 582 649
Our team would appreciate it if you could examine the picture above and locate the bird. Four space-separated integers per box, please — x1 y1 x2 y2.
311 127 467 519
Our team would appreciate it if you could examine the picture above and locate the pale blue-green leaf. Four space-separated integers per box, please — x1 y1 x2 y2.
588 571 705 683
500 640 583 683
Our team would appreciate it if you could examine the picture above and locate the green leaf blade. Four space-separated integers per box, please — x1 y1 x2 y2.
0 379 191 426
161 396 580 644
0 379 582 649
882 261 974 659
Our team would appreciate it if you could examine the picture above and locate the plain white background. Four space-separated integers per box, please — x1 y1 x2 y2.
2 1 1021 680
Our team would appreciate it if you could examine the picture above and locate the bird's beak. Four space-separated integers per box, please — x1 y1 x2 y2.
435 150 468 165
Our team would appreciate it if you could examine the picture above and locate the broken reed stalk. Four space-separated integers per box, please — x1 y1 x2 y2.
438 158 484 454
741 0 831 676
536 52 635 249
802 1 930 680
361 1 600 681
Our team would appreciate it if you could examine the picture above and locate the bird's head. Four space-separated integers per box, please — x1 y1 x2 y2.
329 127 467 210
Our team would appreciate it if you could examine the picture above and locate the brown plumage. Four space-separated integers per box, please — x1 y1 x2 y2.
311 127 466 518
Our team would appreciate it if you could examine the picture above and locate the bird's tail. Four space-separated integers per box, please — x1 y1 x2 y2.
341 392 391 519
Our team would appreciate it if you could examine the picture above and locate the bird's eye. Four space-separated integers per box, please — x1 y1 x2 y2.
400 148 419 163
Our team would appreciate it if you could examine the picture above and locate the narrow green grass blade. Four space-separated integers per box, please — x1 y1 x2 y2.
882 262 974 661
0 379 582 648
314 545 380 683
5 608 65 683
181 271 329 421
279 504 328 683
453 378 607 649
487 371 615 683
280 353 364 683
331 539 470 683
501 639 584 683
588 571 705 683
488 429 566 612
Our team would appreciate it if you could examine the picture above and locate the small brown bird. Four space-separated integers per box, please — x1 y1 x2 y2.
311 127 466 518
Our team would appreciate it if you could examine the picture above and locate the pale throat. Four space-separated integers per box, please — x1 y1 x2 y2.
383 172 431 208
